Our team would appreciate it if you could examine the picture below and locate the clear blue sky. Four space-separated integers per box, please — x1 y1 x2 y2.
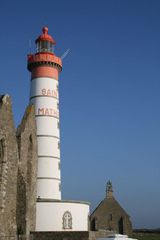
0 0 160 229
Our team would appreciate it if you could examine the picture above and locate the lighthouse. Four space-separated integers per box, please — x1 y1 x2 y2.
27 27 89 232
28 27 62 201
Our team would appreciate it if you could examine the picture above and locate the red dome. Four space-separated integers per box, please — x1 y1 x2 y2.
35 27 56 45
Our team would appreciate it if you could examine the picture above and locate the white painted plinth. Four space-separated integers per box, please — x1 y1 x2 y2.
36 200 90 231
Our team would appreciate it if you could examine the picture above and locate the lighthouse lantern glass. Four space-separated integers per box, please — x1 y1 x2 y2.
36 40 53 53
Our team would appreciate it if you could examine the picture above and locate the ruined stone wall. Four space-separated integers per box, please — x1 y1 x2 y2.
0 94 37 239
0 95 18 238
16 104 37 239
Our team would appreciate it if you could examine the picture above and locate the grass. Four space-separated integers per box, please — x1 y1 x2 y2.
133 233 160 240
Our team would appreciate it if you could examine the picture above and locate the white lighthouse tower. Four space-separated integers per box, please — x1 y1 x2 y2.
27 27 89 232
28 27 62 201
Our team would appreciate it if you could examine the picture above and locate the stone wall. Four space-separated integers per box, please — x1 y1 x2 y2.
16 104 37 239
0 95 18 238
30 231 89 240
0 95 37 239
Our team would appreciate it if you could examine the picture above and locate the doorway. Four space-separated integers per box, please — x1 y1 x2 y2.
118 217 124 234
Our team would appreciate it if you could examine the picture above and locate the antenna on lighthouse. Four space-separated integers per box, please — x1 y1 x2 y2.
61 48 70 61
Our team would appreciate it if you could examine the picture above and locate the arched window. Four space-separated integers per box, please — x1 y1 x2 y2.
62 211 72 229
0 137 7 212
27 135 33 186
91 217 98 231
0 139 4 160
108 213 112 221
0 138 6 179
118 217 124 234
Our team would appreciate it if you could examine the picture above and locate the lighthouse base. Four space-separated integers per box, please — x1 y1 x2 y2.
36 199 90 231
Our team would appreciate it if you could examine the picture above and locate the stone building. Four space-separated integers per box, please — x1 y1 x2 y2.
0 94 37 239
16 103 37 237
0 95 18 238
90 181 132 237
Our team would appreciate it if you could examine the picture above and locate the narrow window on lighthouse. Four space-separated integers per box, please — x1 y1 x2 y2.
63 211 72 229
59 183 61 191
58 162 60 170
58 141 60 149
57 121 60 129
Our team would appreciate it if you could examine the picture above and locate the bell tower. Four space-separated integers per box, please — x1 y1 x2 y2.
106 180 114 198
